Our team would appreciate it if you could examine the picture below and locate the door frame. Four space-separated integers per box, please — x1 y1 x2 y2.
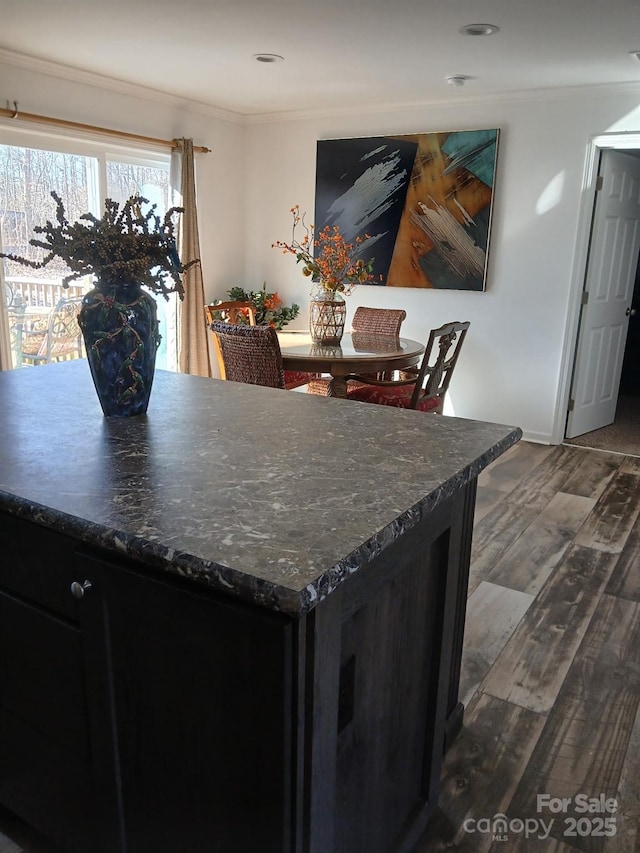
552 131 640 445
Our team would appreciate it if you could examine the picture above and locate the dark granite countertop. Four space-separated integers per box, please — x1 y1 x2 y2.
0 361 521 615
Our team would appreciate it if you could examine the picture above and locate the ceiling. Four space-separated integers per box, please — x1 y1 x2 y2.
2 0 640 117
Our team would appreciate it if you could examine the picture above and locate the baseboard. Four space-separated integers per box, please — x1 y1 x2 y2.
519 429 554 445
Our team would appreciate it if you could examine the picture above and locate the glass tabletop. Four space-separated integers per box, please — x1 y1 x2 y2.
278 331 424 362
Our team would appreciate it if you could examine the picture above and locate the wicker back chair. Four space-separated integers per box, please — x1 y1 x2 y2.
209 321 286 389
205 300 311 387
307 306 407 396
346 321 470 413
206 301 257 379
351 306 406 336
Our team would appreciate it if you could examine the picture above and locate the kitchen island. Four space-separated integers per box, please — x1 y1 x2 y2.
0 361 521 853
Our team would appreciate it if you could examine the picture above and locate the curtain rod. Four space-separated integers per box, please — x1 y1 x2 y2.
0 102 211 153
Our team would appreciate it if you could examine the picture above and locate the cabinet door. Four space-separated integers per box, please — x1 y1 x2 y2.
0 583 122 853
78 552 294 853
0 590 94 851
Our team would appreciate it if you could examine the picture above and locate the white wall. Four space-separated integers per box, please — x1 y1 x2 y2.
245 88 640 442
4 53 640 441
0 56 246 307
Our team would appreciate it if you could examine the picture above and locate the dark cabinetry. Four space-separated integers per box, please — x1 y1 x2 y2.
0 513 293 853
0 516 120 853
0 482 474 853
82 551 292 853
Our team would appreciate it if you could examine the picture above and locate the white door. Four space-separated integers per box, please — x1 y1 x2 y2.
566 150 640 438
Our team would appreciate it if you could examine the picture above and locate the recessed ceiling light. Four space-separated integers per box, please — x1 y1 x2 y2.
446 76 468 88
630 50 640 61
254 54 284 63
459 23 500 36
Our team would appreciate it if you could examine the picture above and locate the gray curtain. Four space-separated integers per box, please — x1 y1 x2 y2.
171 138 211 377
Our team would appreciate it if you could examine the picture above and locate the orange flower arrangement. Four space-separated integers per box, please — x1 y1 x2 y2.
272 205 377 295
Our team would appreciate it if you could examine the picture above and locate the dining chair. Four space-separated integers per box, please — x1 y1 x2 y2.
206 300 256 380
345 321 470 413
306 306 407 395
209 321 288 389
204 300 257 327
351 306 406 336
206 300 312 388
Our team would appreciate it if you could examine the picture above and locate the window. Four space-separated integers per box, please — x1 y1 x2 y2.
0 128 175 370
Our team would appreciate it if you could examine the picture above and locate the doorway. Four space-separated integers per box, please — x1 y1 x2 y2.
565 147 640 447
619 253 640 398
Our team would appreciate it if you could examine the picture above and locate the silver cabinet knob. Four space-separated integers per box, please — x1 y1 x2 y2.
70 580 92 599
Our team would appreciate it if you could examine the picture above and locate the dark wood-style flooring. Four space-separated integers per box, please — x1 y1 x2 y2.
1 440 638 852
415 440 640 852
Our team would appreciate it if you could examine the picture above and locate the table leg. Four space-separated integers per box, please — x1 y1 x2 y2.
327 376 348 398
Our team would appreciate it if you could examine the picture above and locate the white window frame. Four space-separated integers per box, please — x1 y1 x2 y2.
0 122 176 370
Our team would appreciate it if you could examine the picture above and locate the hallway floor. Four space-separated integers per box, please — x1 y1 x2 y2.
565 395 640 457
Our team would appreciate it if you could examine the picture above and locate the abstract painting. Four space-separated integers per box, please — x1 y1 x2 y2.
314 129 500 291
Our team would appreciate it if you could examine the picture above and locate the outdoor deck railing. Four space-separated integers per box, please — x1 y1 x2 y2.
4 276 86 368
5 276 85 308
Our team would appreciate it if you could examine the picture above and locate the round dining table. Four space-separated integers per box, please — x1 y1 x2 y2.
277 330 425 398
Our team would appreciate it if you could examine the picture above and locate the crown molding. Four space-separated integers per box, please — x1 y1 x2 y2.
0 48 245 125
244 79 640 125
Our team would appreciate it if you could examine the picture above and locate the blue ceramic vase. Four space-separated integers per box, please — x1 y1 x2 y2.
78 280 161 417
